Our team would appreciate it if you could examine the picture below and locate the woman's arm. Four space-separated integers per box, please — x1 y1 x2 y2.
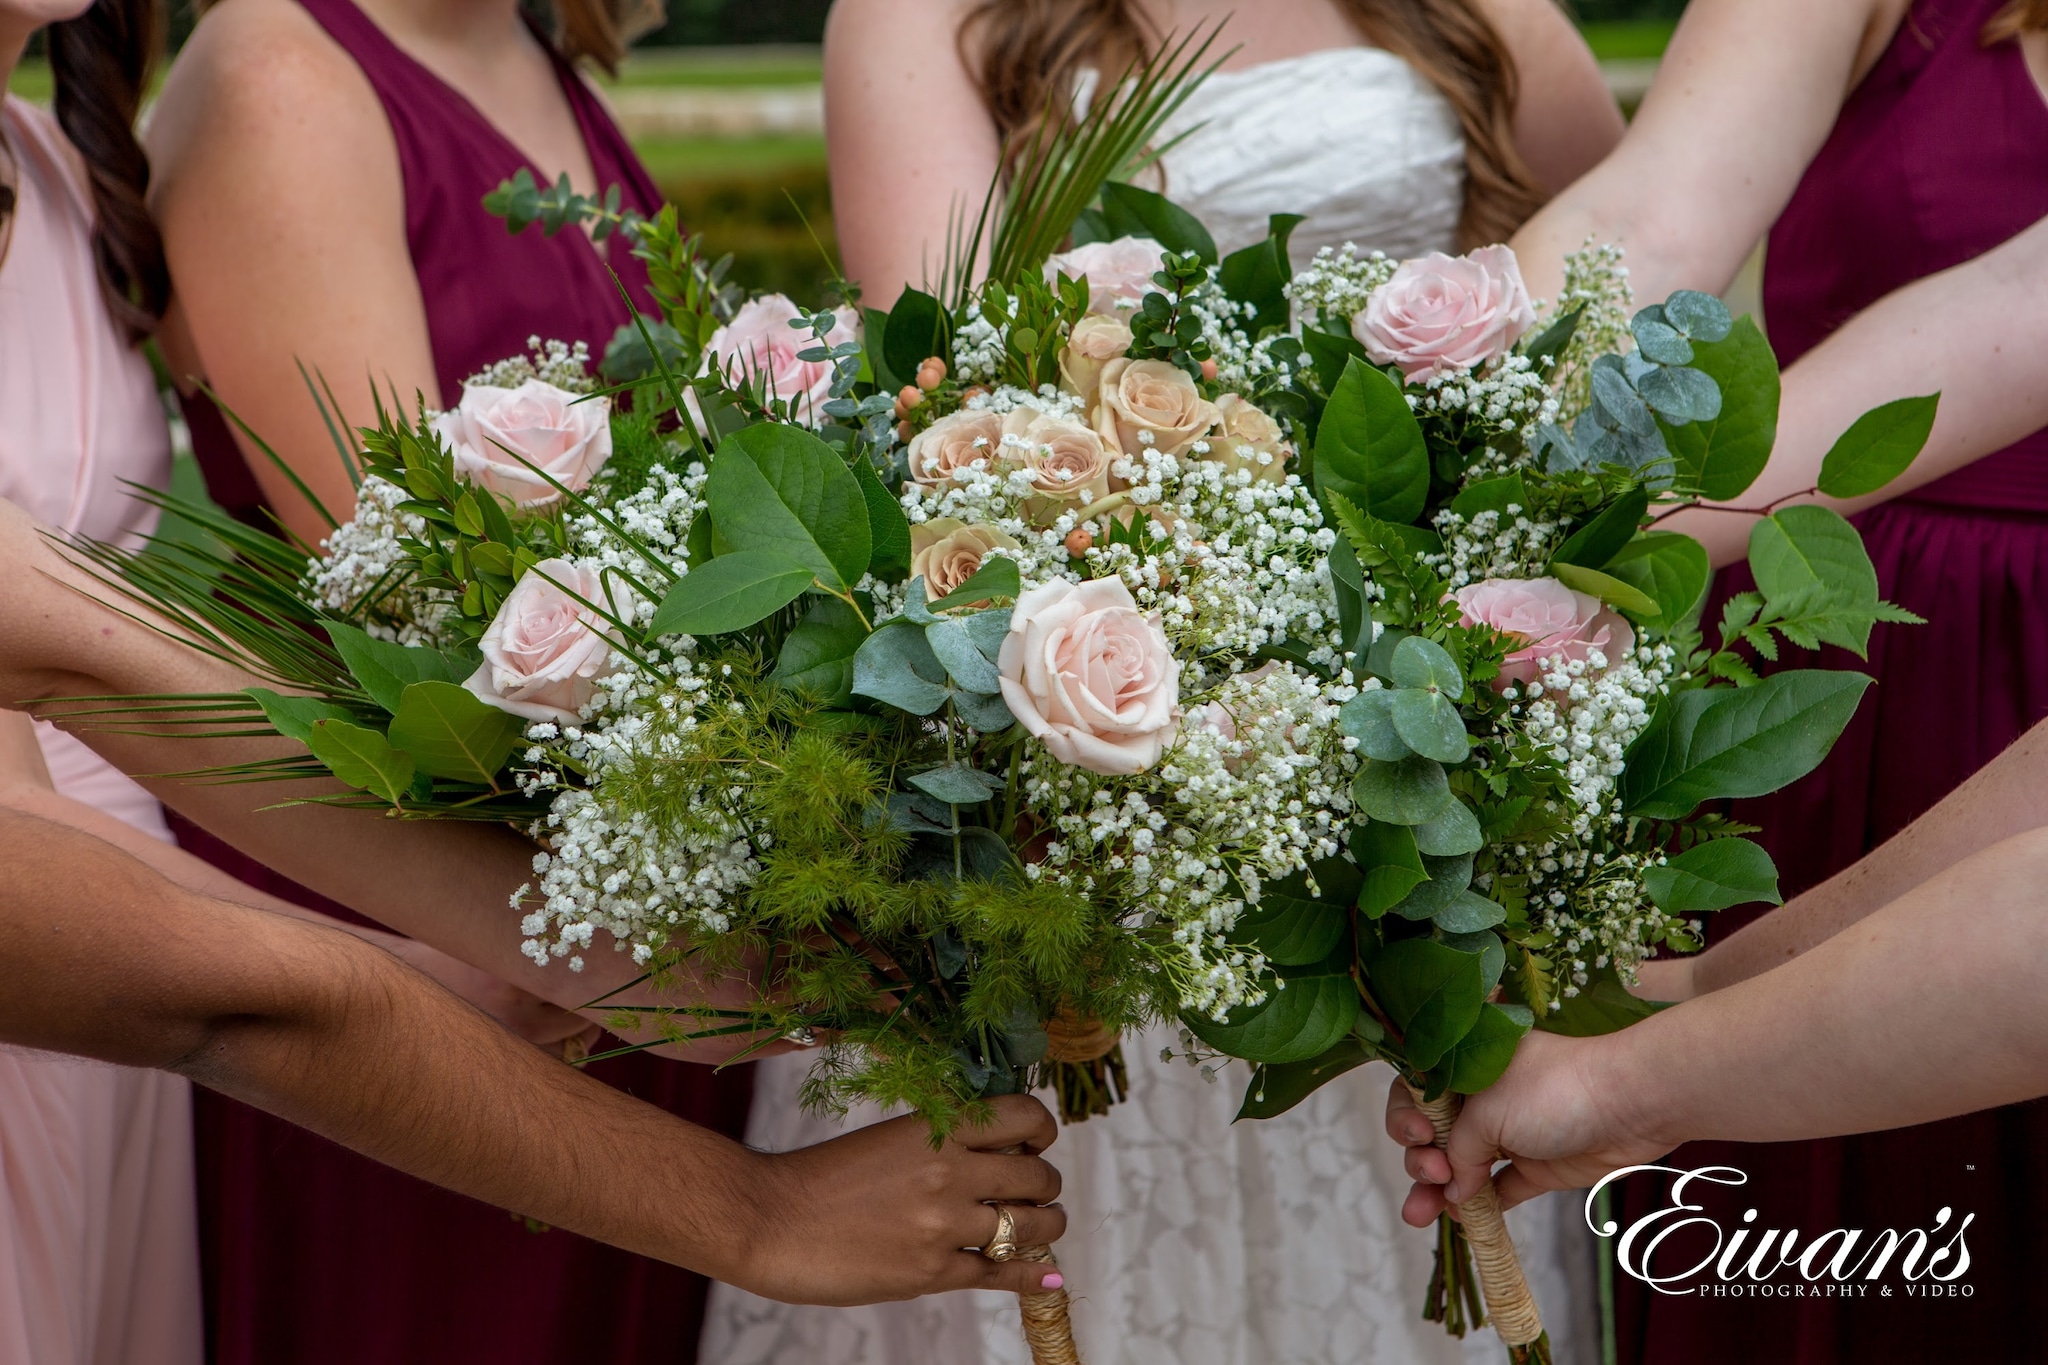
1658 216 2048 564
1476 0 1626 197
1389 824 2048 1216
147 0 439 545
1639 713 2048 1001
0 804 1069 1303
1510 0 1907 305
823 0 996 310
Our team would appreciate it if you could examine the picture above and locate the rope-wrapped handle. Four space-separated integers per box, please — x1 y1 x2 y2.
1016 1245 1083 1365
1404 1080 1545 1349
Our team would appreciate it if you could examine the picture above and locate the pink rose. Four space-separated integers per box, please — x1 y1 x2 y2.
1353 245 1536 382
464 559 640 724
432 379 612 509
1453 576 1636 689
703 294 859 427
1045 236 1168 314
906 409 1008 492
998 577 1181 776
1092 357 1221 459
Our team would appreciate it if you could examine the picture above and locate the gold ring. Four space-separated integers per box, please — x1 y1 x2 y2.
982 1204 1019 1262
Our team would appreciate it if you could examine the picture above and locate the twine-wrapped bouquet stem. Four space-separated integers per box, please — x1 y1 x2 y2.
1404 1080 1552 1365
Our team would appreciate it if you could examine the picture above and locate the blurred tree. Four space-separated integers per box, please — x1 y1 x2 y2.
636 0 829 47
1568 0 1688 19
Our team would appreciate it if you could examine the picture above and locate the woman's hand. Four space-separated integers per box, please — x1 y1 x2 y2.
725 1094 1069 1304
1385 1031 1672 1224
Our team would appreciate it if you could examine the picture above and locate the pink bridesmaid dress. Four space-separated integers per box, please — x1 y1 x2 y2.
0 94 205 1365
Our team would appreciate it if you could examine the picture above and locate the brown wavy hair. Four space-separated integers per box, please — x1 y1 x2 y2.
7 0 173 342
1984 0 2048 41
959 0 1546 251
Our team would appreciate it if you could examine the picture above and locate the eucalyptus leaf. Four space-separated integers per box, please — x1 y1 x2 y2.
908 764 1006 806
1352 754 1452 825
1390 689 1470 764
1388 852 1475 922
1391 636 1465 700
1620 669 1874 818
1338 689 1412 761
1636 365 1723 425
1412 797 1484 857
1644 837 1783 914
851 622 951 715
952 689 1017 732
1631 316 1693 366
1663 290 1733 342
925 617 1003 694
1432 889 1507 934
1352 820 1429 918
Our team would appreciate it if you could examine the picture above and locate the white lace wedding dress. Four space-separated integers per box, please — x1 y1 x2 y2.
699 47 1600 1365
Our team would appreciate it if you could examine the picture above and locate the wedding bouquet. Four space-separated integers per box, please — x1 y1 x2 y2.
80 41 1937 1365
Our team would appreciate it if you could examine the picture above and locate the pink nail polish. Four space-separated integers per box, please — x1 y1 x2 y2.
1041 1272 1065 1290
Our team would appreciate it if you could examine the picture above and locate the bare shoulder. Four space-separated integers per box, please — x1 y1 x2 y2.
1467 0 1600 75
825 0 980 88
148 0 391 192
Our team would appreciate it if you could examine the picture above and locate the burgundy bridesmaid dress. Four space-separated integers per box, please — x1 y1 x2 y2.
177 1 752 1361
1615 2 2048 1361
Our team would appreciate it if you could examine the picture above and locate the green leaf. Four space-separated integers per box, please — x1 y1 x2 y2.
1391 636 1465 701
1314 358 1429 527
647 551 815 639
1352 754 1452 825
1644 837 1782 914
1552 488 1651 571
768 596 870 705
1620 669 1874 818
1236 889 1349 967
1412 798 1483 857
851 621 952 715
1817 394 1938 499
1183 963 1359 1065
882 288 951 390
907 763 1006 805
1390 690 1470 764
386 681 524 783
245 688 357 745
924 617 1003 694
1352 820 1429 917
928 555 1021 610
1432 890 1506 935
1442 1003 1532 1095
1338 688 1412 762
1602 532 1712 631
1216 213 1305 333
704 423 870 590
325 623 471 716
1301 325 1369 391
1663 291 1732 342
1747 504 1882 653
1235 1037 1377 1121
305 718 415 806
1520 305 1582 369
1550 561 1661 617
854 456 912 580
1661 317 1780 500
1539 967 1671 1038
1369 938 1486 1072
1388 852 1474 922
1098 181 1219 265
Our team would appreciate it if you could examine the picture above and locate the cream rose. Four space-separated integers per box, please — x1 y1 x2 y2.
1058 313 1134 399
702 293 860 427
1017 414 1114 515
431 379 612 509
910 518 1021 600
1352 245 1537 382
1093 358 1221 458
997 577 1180 776
1204 394 1291 483
1453 576 1635 690
905 409 1010 492
464 559 639 724
1044 235 1167 314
